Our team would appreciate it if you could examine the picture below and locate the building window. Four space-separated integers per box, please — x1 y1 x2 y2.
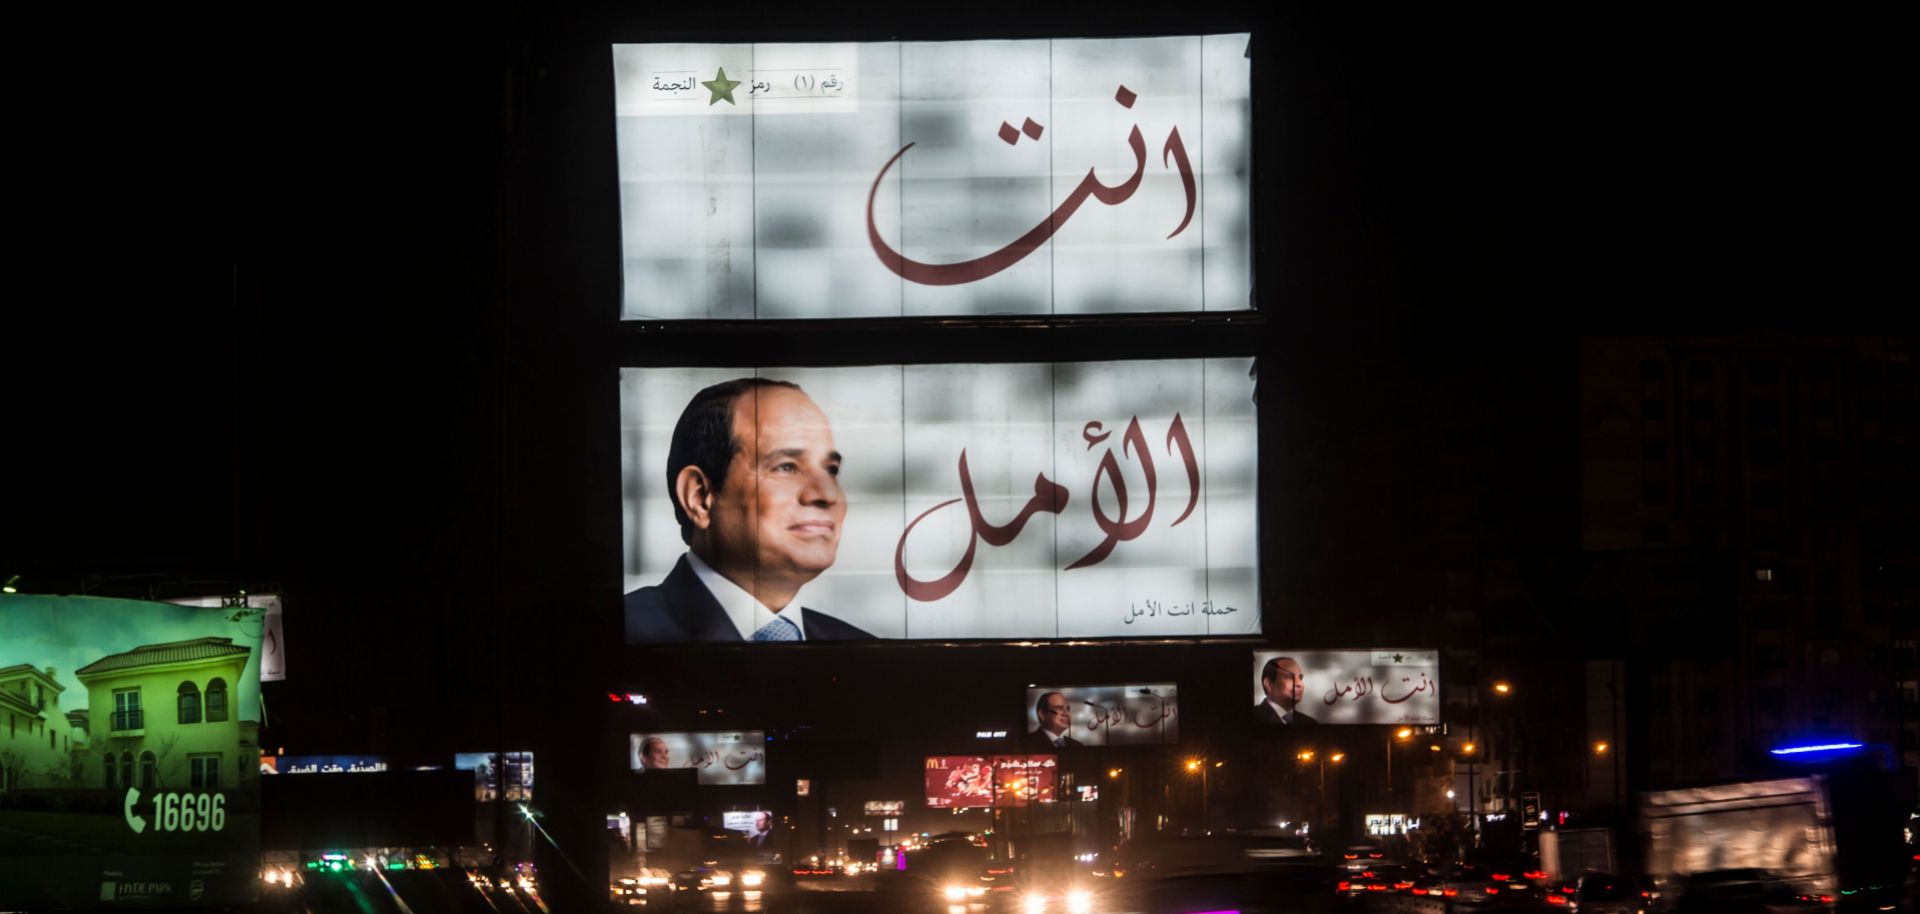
1690 361 1712 380
1644 441 1667 461
1642 360 1665 381
1644 481 1668 504
141 752 157 790
1749 400 1782 427
189 754 221 791
1644 522 1669 545
205 679 228 723
121 752 134 787
1643 400 1667 420
1754 566 1775 583
177 682 201 725
112 689 143 732
104 753 118 790
1750 439 1783 465
1691 400 1714 420
1752 483 1783 509
1749 361 1780 384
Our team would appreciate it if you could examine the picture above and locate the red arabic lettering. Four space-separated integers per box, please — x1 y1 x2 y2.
865 86 1198 286
895 414 1201 600
894 451 1070 602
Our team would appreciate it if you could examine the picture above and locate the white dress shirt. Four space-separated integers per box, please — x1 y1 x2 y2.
687 551 810 641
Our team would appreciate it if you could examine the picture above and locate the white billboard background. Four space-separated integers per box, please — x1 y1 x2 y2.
1250 649 1441 725
721 810 770 835
1026 684 1179 746
630 731 768 785
612 35 1251 319
621 358 1258 640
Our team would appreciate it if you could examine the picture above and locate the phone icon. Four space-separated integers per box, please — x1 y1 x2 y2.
124 787 147 834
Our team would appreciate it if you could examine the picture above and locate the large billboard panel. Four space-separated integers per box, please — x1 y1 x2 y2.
923 756 1058 808
622 358 1258 643
631 732 766 785
612 36 1252 320
721 810 776 846
1250 649 1440 725
0 594 265 909
1024 684 1178 747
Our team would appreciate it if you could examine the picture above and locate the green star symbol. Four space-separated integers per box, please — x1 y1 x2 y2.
701 67 742 106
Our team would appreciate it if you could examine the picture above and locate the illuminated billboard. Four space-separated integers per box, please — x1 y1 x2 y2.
721 810 775 846
1024 684 1178 748
622 358 1258 643
923 755 1057 809
631 732 766 785
1250 650 1440 725
454 751 534 802
863 800 904 816
259 755 387 775
0 594 265 909
612 35 1251 320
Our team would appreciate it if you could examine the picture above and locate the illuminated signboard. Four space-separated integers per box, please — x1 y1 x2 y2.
168 594 285 683
0 594 265 909
863 800 904 816
622 358 1257 643
611 35 1251 320
259 755 386 775
631 732 766 785
1250 650 1440 725
1024 684 1178 747
923 756 1057 809
453 751 534 802
721 810 775 846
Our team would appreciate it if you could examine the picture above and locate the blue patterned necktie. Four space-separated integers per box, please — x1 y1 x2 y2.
751 616 801 642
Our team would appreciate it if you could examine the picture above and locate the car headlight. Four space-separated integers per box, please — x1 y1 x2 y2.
1066 888 1093 914
710 873 732 887
945 885 969 902
1024 892 1050 914
741 871 765 888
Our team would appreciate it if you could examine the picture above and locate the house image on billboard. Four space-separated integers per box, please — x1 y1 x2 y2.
0 664 82 792
73 637 258 793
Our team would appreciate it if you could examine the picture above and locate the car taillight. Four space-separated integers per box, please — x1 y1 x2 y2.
1370 854 1384 859
1492 874 1511 882
1397 882 1415 891
1525 871 1549 880
1345 854 1359 860
1444 889 1459 897
1820 896 1833 904
1369 884 1387 892
1487 887 1501 895
1548 895 1569 905
1338 881 1351 892
1363 872 1377 878
1413 888 1429 895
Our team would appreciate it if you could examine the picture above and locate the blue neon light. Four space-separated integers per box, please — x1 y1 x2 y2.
1769 742 1864 756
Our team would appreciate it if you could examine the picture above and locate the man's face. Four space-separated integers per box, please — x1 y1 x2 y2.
1038 693 1073 735
642 740 669 769
1263 659 1305 710
755 812 771 832
706 387 845 592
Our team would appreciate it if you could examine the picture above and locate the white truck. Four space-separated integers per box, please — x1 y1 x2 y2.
1639 777 1837 903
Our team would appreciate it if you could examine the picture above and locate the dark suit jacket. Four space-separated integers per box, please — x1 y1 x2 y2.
625 555 875 643
1022 728 1084 752
1253 702 1317 725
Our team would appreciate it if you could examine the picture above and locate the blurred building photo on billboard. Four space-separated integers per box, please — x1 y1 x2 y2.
0 594 266 910
1024 684 1178 748
612 35 1251 320
631 732 766 785
622 358 1258 643
1250 649 1440 725
454 751 534 802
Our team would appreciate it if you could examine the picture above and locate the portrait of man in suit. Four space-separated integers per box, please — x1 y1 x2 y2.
749 811 773 847
1254 656 1317 725
625 378 875 643
1024 691 1085 750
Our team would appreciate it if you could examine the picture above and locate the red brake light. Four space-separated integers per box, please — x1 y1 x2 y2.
1820 896 1833 904
1492 873 1511 882
1413 888 1429 895
1370 853 1384 858
1397 882 1415 890
1345 854 1359 860
1363 872 1377 878
1525 871 1549 880
1548 895 1569 905
1444 889 1459 897
1337 881 1351 892
1487 887 1501 895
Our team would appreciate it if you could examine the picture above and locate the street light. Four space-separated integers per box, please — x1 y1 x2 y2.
1493 682 1512 696
1185 758 1215 830
1593 741 1609 755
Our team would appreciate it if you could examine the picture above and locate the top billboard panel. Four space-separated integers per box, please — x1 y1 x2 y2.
1024 684 1178 748
0 594 265 910
1250 649 1440 725
611 35 1252 319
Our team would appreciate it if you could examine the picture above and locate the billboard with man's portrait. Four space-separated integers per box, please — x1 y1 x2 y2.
1249 650 1440 725
1024 684 1178 746
611 35 1251 320
630 732 767 785
621 358 1258 643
